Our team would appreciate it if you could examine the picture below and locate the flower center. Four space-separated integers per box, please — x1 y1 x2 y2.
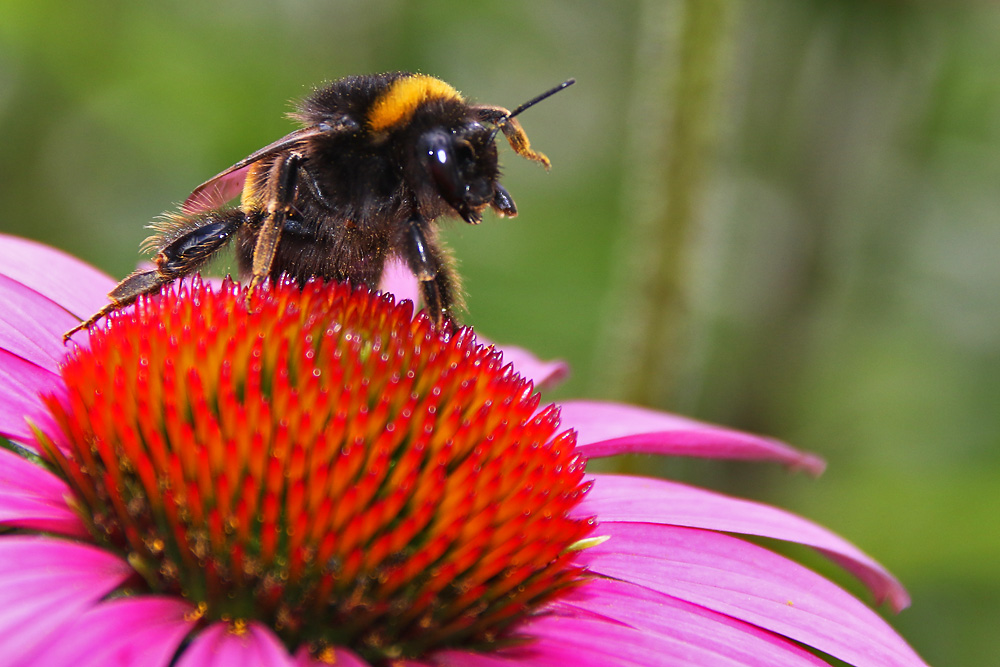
38 278 593 662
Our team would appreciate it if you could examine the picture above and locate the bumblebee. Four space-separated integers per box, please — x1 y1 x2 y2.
65 72 574 340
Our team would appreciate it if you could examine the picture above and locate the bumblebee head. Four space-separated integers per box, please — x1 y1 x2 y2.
419 78 576 224
418 121 499 225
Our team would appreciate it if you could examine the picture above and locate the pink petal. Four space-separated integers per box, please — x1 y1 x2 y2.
177 621 295 667
560 400 825 474
515 614 734 667
488 341 569 391
0 275 81 373
434 616 676 667
379 257 420 307
0 348 63 448
552 577 829 667
435 582 823 667
0 447 89 538
0 536 134 663
575 522 929 667
579 473 910 612
0 233 115 318
22 596 196 667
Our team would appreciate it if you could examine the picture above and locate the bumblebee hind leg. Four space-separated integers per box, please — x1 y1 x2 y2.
63 211 244 341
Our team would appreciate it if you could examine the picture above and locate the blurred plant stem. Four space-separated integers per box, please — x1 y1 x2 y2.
594 0 734 409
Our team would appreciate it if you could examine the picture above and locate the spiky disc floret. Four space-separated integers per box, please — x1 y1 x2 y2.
38 278 594 662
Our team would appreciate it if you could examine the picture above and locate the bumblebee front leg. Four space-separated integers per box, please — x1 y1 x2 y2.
401 217 460 330
247 152 303 293
63 213 243 341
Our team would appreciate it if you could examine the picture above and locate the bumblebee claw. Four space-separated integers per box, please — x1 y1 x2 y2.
62 324 86 344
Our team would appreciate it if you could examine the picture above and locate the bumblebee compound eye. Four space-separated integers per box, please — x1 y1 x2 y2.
417 128 496 224
418 129 472 222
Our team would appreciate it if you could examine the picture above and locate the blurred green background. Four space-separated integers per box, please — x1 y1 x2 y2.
1 1 997 664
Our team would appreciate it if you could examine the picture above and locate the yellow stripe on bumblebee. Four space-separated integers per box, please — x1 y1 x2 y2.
367 75 463 133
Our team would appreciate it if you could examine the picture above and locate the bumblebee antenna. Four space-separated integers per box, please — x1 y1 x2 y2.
490 78 575 139
507 78 575 121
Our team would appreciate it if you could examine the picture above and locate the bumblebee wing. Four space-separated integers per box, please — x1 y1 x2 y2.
182 165 254 216
182 124 337 215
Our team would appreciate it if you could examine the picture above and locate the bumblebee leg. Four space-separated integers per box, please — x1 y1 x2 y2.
63 214 242 341
61 273 162 342
401 218 460 330
248 152 302 294
420 267 461 333
473 105 551 168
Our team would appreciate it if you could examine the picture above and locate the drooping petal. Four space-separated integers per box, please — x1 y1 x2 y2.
561 400 825 474
575 522 929 667
493 342 569 391
578 473 910 612
0 536 134 663
0 348 63 448
21 596 196 667
176 621 295 667
511 614 740 667
0 275 82 372
0 233 115 318
552 578 830 667
434 615 685 667
0 447 88 538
